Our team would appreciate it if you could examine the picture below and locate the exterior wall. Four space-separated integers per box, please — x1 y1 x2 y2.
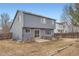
23 13 55 29
10 11 55 41
54 23 64 33
10 12 23 40
22 28 54 40
54 22 66 33
40 29 54 37
22 28 40 40
54 21 79 33
22 28 33 40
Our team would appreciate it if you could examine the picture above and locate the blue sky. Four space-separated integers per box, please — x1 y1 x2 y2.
0 3 67 22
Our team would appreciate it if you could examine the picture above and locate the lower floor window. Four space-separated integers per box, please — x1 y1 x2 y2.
45 30 51 34
25 28 30 32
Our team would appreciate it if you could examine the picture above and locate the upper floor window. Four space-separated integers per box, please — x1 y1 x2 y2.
41 18 46 24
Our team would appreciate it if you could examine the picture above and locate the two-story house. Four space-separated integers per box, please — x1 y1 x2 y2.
55 22 65 33
10 10 56 41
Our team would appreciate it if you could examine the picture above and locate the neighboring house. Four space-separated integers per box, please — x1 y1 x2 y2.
10 10 56 41
54 22 66 33
54 21 79 33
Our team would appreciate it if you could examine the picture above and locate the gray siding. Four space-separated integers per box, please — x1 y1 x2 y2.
23 28 54 40
22 28 33 40
23 13 55 29
10 12 23 40
40 29 54 37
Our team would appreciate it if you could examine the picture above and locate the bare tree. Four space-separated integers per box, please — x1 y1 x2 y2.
61 4 73 33
0 13 10 33
61 4 79 33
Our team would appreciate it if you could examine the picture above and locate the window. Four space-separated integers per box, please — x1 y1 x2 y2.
25 29 30 32
58 30 63 33
41 18 46 24
45 30 51 34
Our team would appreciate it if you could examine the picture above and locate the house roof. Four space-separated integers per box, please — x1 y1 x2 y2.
21 10 56 21
10 10 56 30
56 22 66 25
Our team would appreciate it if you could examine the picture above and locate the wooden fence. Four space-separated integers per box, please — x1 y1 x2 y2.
54 32 79 38
0 33 12 40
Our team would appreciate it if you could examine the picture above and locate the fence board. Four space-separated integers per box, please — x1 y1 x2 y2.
0 33 12 40
54 32 79 38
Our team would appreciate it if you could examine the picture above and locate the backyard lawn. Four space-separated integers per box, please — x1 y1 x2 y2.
55 41 79 56
0 38 78 56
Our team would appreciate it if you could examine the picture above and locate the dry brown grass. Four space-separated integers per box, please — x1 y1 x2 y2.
0 38 77 56
55 39 79 56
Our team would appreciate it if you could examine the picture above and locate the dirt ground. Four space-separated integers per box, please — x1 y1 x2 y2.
55 39 79 56
0 38 79 56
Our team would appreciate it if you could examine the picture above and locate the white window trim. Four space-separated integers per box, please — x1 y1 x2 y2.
41 18 46 24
